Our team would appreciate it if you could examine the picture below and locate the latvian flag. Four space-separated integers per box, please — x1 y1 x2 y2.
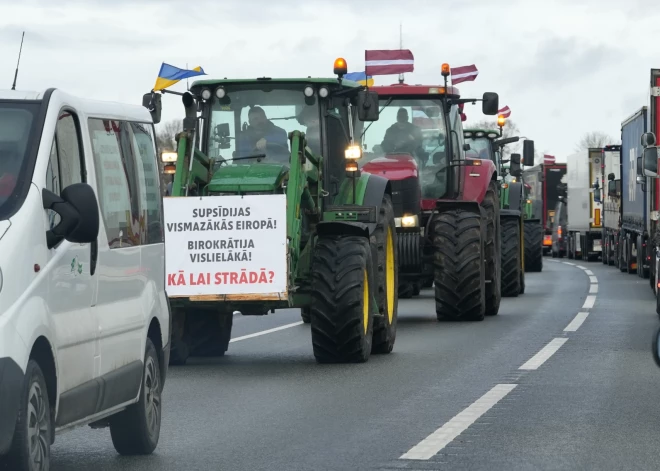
451 64 478 85
365 49 414 76
544 154 556 165
498 106 511 118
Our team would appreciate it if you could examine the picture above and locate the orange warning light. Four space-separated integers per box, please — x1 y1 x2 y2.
441 63 450 77
334 58 347 76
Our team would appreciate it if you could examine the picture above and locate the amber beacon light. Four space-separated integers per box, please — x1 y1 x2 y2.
441 63 450 77
334 58 347 76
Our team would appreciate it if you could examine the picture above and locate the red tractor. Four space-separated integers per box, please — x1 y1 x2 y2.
360 64 502 320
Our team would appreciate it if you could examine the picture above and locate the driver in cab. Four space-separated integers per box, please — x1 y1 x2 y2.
237 106 289 163
380 107 424 157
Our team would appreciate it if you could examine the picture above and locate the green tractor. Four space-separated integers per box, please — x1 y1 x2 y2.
462 127 536 298
143 59 399 365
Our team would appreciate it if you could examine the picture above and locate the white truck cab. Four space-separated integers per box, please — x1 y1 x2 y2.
0 88 170 470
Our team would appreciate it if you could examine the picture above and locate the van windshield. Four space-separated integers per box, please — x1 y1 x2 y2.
0 102 39 221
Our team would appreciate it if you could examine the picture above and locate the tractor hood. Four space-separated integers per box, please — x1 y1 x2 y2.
208 163 289 193
361 154 419 181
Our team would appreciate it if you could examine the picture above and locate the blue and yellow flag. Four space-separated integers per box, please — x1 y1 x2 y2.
344 71 374 87
153 63 207 91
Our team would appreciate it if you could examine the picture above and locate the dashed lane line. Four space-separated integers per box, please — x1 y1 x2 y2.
582 295 597 309
564 312 590 332
519 338 569 370
589 284 599 294
229 321 304 343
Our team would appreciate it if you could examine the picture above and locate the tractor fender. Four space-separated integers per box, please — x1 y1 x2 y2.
363 173 392 209
504 182 524 212
461 159 497 204
500 209 522 219
523 218 541 224
316 221 370 239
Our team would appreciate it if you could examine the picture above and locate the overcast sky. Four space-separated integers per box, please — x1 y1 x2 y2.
1 0 658 161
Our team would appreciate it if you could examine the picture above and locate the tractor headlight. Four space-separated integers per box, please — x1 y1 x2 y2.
345 145 362 160
161 152 177 163
201 88 212 100
215 87 226 99
395 214 419 227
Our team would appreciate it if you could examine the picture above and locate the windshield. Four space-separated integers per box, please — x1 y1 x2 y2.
465 136 494 162
207 85 320 169
0 102 39 221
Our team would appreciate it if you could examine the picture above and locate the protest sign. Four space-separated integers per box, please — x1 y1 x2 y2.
163 194 287 297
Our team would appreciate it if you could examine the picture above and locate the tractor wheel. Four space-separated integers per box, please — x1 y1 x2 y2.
422 279 433 288
169 308 190 365
412 281 421 296
482 181 501 316
433 209 486 321
370 195 398 354
524 221 543 272
301 307 311 324
187 311 233 358
501 217 521 297
520 263 526 294
398 282 414 298
310 235 376 363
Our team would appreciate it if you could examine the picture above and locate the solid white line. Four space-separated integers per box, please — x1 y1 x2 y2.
519 338 568 370
589 284 599 294
564 312 589 332
563 262 575 266
399 384 517 460
582 295 597 309
585 269 594 275
229 322 303 343
589 275 598 283
576 265 587 270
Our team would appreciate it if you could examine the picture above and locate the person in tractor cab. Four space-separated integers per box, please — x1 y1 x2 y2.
237 106 289 163
380 108 424 158
297 105 321 156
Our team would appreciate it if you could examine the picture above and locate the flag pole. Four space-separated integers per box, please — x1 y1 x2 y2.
398 22 404 84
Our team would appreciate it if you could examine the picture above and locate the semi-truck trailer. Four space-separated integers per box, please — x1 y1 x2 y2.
600 145 622 266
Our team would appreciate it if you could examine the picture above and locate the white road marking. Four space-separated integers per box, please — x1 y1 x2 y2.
589 284 598 294
563 262 575 266
576 265 587 270
519 338 568 370
589 275 598 283
399 384 517 460
585 269 594 275
582 295 597 309
229 321 304 343
564 312 589 332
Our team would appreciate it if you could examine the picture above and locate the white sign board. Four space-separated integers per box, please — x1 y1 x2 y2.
163 195 287 296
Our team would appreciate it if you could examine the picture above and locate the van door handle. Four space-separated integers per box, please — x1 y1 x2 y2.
90 239 98 276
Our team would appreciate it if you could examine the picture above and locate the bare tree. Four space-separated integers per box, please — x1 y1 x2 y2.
574 131 620 152
465 118 521 158
154 119 183 196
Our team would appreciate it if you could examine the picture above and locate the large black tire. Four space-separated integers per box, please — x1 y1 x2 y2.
169 309 190 365
110 338 162 455
433 209 486 321
520 264 526 294
301 307 311 324
501 217 521 297
310 236 376 363
398 282 414 298
482 181 501 316
412 281 421 296
2 360 53 471
371 195 399 354
524 222 543 272
187 311 233 358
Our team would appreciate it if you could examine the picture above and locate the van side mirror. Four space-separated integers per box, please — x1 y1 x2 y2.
482 92 499 115
607 180 617 197
510 153 522 177
522 140 535 166
608 172 615 181
642 146 659 177
142 92 162 124
357 90 379 122
42 183 100 249
642 132 657 148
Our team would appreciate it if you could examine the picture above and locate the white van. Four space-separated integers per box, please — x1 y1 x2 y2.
0 88 170 470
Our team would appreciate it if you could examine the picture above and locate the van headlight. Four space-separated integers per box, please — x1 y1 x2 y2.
395 214 419 228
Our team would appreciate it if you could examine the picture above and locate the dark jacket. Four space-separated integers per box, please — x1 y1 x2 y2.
237 121 289 162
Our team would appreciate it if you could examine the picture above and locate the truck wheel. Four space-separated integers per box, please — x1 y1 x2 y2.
398 282 414 298
422 279 433 288
500 217 521 297
433 209 485 321
169 309 190 365
412 281 421 296
371 195 398 354
482 181 501 316
310 236 376 363
301 307 311 324
524 222 543 272
110 338 162 455
520 265 526 294
2 360 52 471
187 312 233 357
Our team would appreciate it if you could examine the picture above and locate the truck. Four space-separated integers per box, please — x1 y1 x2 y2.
359 62 502 320
146 58 402 365
522 162 567 256
600 145 622 266
564 148 603 261
618 108 650 276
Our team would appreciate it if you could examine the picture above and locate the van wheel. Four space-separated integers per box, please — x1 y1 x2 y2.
110 338 162 455
2 360 52 471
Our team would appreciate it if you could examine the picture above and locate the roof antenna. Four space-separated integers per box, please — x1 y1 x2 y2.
11 31 25 91
398 23 404 85
186 62 190 91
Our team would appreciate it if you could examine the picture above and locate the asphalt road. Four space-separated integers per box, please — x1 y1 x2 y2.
50 257 660 470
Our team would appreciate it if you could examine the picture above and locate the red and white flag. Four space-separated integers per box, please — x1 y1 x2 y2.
451 64 478 85
498 106 511 118
544 154 556 165
365 49 414 76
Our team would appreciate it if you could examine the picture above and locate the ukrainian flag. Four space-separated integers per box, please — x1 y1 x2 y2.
153 63 207 91
344 71 374 87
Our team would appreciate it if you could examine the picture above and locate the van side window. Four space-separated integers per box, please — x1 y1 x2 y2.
45 141 61 229
129 122 164 244
88 118 137 248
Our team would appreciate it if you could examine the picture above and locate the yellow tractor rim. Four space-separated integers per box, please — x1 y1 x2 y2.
363 269 369 335
386 226 395 323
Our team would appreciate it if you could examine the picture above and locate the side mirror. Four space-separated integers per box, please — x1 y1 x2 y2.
215 123 231 150
482 92 499 115
463 143 471 151
522 140 535 166
182 92 197 131
607 180 617 197
42 183 100 249
642 146 659 177
357 90 379 122
142 92 162 124
608 172 615 181
642 132 657 148
510 153 522 177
